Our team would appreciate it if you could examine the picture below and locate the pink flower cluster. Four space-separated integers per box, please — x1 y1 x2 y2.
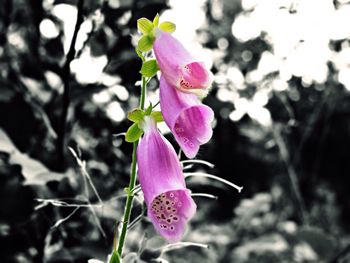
137 30 214 242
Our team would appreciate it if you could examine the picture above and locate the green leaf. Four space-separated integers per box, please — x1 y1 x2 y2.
137 35 154 52
125 123 143 143
137 18 154 34
140 59 159 78
145 104 153 115
128 109 144 122
151 111 164 122
153 13 160 27
108 251 121 263
159 21 176 33
135 48 145 62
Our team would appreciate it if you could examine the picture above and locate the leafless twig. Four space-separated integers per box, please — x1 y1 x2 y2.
57 0 85 170
271 124 308 224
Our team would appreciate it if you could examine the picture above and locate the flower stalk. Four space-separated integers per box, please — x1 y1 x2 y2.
113 76 147 261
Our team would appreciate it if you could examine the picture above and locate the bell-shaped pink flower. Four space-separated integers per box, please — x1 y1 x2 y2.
160 76 214 159
137 116 196 243
153 30 212 95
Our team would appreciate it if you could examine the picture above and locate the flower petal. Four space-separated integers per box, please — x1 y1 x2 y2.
153 31 212 93
160 77 214 158
148 189 196 243
179 62 212 92
137 118 197 242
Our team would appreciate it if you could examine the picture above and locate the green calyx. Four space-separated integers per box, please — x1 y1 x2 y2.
125 104 164 143
136 13 176 53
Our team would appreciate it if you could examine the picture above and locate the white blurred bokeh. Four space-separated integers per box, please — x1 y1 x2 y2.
39 0 350 125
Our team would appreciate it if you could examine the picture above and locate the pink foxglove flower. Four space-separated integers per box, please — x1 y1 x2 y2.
137 116 196 243
160 76 214 159
153 30 212 95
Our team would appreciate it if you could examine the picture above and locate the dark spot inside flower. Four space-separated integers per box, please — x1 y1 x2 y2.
180 79 192 89
151 192 183 232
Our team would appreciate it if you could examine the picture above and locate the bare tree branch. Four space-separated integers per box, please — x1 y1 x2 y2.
56 0 85 171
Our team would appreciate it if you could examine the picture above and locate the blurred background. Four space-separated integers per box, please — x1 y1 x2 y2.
1 0 350 262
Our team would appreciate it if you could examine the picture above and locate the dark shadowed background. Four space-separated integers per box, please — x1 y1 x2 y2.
1 0 350 262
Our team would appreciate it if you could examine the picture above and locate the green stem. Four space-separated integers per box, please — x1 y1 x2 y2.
140 76 146 109
116 140 138 256
113 76 147 261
